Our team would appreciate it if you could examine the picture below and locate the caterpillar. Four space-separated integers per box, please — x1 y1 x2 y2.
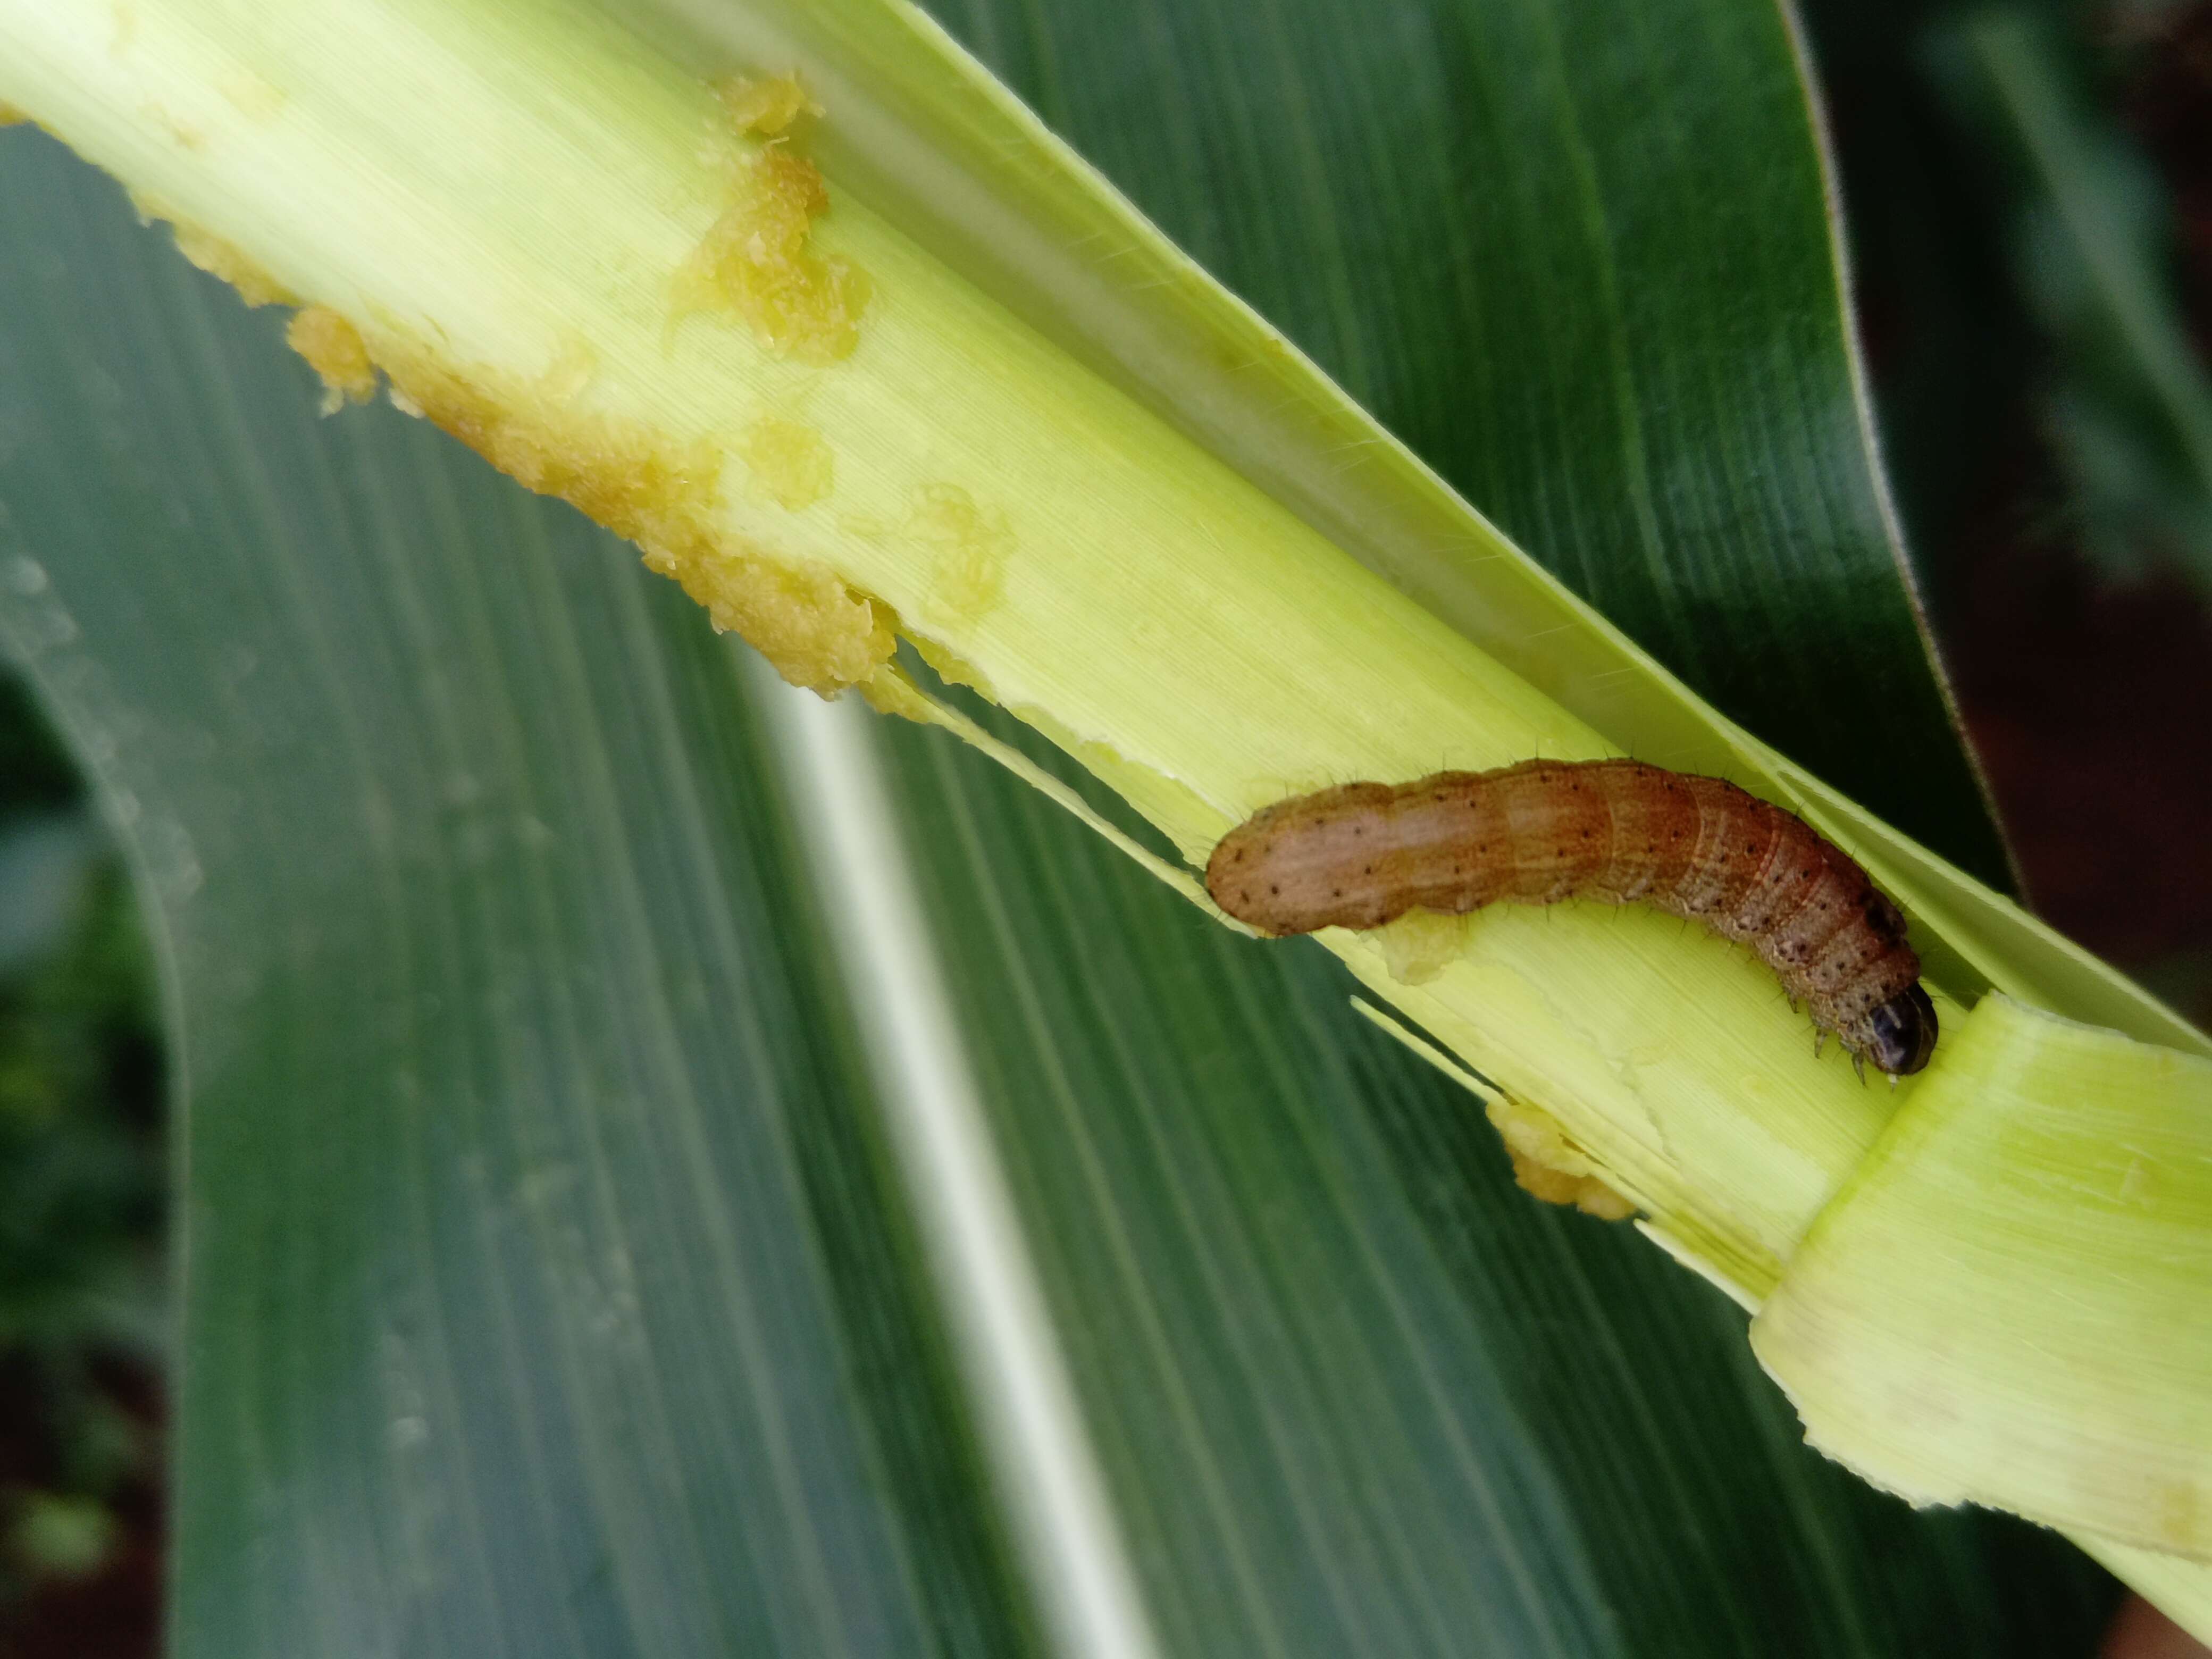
1205 758 1937 1078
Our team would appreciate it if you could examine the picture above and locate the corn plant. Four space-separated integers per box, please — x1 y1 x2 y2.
0 0 2203 1652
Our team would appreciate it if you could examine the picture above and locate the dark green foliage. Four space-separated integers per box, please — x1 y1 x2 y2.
0 666 163 1622
1804 0 2212 600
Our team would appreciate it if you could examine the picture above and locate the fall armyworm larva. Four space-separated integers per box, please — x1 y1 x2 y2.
1205 758 1937 1078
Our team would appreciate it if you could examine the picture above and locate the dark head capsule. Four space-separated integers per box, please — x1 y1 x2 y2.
1864 985 1938 1078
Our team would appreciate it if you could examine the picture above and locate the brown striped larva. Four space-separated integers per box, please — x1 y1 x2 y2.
1206 759 1936 1078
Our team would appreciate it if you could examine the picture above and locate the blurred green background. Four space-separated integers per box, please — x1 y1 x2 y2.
0 1 2206 1650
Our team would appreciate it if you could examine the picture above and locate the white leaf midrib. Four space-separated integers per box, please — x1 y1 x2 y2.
755 659 1163 1659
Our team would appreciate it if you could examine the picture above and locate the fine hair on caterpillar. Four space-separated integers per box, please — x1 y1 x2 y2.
1205 758 1937 1079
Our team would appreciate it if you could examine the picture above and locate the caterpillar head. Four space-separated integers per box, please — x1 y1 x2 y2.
1865 984 1938 1077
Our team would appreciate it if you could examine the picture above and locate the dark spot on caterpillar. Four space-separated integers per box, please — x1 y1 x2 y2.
1205 758 1935 1077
